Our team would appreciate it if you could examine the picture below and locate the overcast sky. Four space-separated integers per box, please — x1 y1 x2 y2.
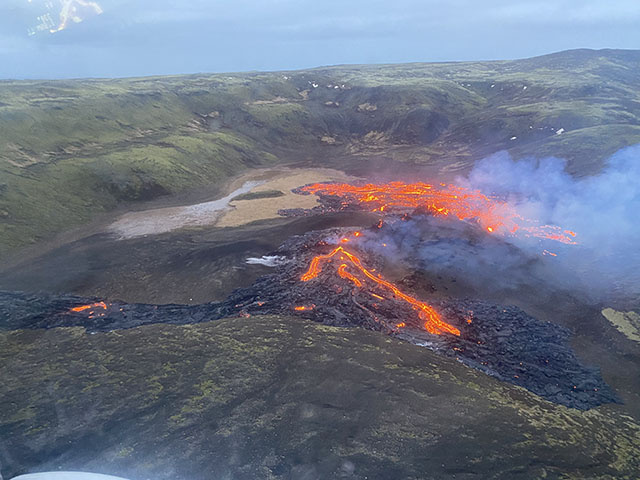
1 0 639 79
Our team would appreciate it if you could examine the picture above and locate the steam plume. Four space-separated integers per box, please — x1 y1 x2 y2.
362 145 640 305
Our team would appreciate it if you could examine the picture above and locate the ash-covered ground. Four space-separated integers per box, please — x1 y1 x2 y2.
1 225 618 410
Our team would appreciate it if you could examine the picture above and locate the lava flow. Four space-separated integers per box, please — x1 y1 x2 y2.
294 305 315 311
300 243 460 336
70 302 107 313
300 181 578 244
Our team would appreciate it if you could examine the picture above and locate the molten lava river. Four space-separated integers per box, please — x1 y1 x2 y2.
278 179 578 340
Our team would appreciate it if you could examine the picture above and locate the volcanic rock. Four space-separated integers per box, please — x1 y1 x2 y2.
0 227 619 410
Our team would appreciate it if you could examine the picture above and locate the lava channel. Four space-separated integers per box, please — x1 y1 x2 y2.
300 243 460 336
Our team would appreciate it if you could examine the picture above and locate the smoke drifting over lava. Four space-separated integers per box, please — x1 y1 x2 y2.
459 145 640 302
361 145 640 305
287 145 640 306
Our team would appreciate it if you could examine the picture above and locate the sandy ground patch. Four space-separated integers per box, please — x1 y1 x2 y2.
216 168 355 227
108 181 263 239
106 167 355 238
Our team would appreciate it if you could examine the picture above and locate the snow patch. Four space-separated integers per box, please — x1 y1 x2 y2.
246 255 287 267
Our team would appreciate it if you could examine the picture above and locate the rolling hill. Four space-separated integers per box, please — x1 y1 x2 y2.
1 48 640 259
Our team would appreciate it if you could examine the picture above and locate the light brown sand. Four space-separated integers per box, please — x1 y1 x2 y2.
108 180 263 239
217 168 356 227
107 167 356 238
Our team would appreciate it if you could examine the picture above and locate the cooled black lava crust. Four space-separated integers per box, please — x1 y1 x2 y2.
0 229 619 410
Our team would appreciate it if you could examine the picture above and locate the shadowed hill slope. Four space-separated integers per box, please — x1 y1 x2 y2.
1 48 639 258
2 316 639 480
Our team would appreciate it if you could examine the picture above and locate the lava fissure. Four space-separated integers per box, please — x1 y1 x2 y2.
293 181 578 245
70 302 108 313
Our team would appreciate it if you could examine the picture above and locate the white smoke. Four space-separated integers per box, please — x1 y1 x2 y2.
360 144 640 305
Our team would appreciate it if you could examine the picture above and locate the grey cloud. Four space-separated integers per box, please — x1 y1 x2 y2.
1 0 639 78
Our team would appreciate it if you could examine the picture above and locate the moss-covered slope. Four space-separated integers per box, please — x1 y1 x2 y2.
1 316 639 479
1 48 640 258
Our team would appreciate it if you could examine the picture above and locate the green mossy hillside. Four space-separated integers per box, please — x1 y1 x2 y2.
1 316 639 479
1 48 640 257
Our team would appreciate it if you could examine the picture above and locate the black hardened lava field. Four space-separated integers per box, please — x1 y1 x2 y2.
1 223 618 410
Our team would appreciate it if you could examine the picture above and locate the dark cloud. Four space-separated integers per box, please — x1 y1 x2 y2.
1 0 639 78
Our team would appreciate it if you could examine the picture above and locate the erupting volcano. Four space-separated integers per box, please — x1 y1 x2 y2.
0 222 619 410
300 239 460 336
297 181 578 245
0 175 620 412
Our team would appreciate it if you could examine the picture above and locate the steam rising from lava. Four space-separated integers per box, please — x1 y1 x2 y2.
455 145 640 303
300 241 460 336
298 144 640 305
300 180 577 245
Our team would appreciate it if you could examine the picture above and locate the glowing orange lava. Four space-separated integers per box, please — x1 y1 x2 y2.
70 302 107 313
301 181 578 244
294 305 315 311
300 245 460 336
338 263 363 287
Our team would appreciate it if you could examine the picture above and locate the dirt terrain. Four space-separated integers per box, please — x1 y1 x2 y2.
217 168 355 227
106 167 356 238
